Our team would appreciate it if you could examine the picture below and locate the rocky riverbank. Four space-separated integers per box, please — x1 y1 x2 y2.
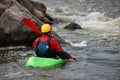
0 0 69 47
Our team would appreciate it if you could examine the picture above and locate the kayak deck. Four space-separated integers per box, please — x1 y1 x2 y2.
25 56 66 68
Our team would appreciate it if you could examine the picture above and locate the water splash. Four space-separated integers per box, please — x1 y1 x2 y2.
66 40 87 47
75 12 120 33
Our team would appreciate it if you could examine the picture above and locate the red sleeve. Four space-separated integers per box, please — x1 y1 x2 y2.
33 38 39 50
49 38 63 52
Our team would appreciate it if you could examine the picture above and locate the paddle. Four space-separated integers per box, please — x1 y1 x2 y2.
23 17 41 34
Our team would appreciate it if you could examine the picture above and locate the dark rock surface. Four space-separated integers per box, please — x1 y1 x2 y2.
64 22 82 30
0 0 69 47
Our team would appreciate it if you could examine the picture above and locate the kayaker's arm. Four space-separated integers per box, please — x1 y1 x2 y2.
57 51 75 59
33 38 39 49
33 35 42 49
49 38 76 59
56 51 68 59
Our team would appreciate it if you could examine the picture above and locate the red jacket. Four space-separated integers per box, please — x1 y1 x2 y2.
33 35 63 52
33 35 72 59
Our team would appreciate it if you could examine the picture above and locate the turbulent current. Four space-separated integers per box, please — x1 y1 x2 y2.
0 0 120 80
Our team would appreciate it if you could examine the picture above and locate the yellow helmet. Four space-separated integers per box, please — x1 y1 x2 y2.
41 24 52 33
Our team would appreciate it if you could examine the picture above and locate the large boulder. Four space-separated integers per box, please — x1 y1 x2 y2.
0 4 6 16
64 22 82 30
16 0 54 24
0 0 69 47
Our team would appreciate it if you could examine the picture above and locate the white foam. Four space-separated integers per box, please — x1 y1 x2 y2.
66 40 87 47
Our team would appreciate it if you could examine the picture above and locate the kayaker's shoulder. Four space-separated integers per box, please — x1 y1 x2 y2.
49 35 55 40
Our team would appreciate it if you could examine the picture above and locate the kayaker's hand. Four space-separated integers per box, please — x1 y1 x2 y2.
68 54 75 59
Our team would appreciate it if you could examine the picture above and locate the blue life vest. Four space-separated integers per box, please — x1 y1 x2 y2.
36 37 51 56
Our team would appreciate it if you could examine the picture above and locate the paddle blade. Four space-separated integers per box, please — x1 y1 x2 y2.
23 18 41 34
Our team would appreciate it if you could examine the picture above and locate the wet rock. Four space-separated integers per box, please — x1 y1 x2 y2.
0 51 17 63
0 4 6 16
0 0 13 7
0 0 15 16
0 0 69 47
64 22 82 30
16 0 54 24
0 0 40 47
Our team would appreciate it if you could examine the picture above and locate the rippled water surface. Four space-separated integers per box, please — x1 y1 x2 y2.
0 0 120 80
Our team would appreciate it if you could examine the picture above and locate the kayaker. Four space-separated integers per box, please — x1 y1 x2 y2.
33 24 75 59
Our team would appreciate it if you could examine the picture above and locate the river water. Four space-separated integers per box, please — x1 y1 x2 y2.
0 0 120 80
